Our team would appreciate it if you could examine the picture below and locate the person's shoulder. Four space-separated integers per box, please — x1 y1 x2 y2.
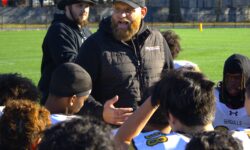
50 114 81 125
141 27 164 43
142 25 160 35
231 130 250 149
0 106 5 117
46 21 72 36
168 132 191 142
81 29 104 48
80 32 99 47
147 28 161 36
174 60 200 71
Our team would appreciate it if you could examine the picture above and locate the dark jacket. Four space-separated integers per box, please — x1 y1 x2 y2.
76 17 173 109
77 95 103 119
38 14 92 101
217 53 250 109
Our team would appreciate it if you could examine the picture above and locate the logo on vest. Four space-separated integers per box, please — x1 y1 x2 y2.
145 46 160 51
229 111 238 116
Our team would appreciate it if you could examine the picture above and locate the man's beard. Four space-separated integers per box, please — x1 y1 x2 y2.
111 17 141 41
69 7 88 28
76 18 88 28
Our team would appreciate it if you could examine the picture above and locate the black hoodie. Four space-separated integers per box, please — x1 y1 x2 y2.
218 54 250 109
38 14 92 104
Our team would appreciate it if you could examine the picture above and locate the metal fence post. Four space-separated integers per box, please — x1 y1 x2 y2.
1 15 3 30
25 18 27 30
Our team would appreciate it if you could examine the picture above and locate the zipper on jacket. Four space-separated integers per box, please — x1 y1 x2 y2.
131 39 144 96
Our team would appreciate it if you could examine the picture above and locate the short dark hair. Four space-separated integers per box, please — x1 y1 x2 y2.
0 73 40 105
152 70 215 126
185 131 243 150
148 105 169 126
161 30 181 59
38 116 115 150
0 100 51 150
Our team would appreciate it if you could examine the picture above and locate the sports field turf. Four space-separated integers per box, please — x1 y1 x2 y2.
0 28 249 85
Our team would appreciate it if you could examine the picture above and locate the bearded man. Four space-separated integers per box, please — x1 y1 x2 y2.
76 0 173 111
39 0 96 105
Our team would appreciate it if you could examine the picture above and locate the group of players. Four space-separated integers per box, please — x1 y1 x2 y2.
0 0 250 149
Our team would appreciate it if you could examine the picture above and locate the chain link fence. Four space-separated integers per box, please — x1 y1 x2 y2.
1 3 250 30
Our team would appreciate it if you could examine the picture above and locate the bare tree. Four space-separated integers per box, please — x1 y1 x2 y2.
168 0 182 22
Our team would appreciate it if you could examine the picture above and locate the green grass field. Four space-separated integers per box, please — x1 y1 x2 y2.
0 28 250 85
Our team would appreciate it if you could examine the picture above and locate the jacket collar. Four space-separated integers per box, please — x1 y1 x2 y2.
52 13 81 32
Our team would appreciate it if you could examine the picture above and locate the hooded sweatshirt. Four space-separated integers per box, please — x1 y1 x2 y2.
218 54 250 109
38 13 92 103
213 54 250 130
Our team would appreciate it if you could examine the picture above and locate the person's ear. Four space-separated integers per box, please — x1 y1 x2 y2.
168 113 175 124
168 113 182 132
141 7 147 19
69 95 77 106
168 113 177 128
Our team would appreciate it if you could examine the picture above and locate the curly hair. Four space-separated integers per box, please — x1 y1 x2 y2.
186 131 243 150
39 116 115 150
161 30 181 59
0 100 51 150
0 73 40 105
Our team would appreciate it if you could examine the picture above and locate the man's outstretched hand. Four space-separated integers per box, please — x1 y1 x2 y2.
103 95 133 125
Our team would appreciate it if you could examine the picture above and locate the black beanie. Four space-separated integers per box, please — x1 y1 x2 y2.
49 63 92 97
57 0 97 10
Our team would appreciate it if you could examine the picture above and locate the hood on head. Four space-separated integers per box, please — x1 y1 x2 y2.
220 53 250 108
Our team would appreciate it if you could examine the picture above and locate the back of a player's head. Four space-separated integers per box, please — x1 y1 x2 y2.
0 100 51 150
152 70 215 127
185 131 243 150
38 116 115 150
0 73 40 105
161 30 181 59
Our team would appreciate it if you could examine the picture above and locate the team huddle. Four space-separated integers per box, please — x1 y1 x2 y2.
0 0 250 149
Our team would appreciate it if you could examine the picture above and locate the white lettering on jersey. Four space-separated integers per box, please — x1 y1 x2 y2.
213 89 250 130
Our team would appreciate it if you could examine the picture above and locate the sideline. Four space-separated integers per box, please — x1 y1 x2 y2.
1 22 250 30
